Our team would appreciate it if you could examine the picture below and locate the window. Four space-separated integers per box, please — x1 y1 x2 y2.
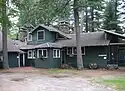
67 47 73 54
27 33 32 41
53 49 60 58
67 47 85 55
37 49 48 58
28 50 36 59
73 47 77 54
81 47 85 55
28 50 32 59
37 30 44 40
32 50 36 59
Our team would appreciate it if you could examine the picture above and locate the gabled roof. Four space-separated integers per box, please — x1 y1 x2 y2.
21 31 110 49
56 31 110 47
20 45 35 50
20 42 62 50
30 24 71 39
99 28 125 39
34 42 62 48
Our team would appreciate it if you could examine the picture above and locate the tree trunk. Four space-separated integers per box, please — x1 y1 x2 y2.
114 0 118 32
73 0 83 69
85 0 88 32
80 10 84 33
90 6 94 32
2 0 9 69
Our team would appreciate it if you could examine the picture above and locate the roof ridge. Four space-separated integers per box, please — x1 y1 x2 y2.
67 31 104 35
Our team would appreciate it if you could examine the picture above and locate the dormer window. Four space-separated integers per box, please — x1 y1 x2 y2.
37 30 44 40
27 33 32 41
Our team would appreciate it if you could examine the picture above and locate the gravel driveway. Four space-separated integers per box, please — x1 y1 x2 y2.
0 73 114 91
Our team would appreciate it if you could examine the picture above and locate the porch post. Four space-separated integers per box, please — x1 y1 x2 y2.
117 45 119 65
108 45 111 62
23 53 25 66
18 53 20 67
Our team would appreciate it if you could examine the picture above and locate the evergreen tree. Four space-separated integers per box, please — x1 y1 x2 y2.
103 0 122 33
11 0 71 26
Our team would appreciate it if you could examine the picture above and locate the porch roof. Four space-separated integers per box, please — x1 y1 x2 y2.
20 43 63 50
20 45 35 50
56 32 110 47
99 28 125 39
34 42 62 48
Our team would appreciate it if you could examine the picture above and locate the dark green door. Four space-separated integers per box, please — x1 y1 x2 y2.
20 54 23 67
119 49 125 66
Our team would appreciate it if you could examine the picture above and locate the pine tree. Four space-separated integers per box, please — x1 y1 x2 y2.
103 0 122 33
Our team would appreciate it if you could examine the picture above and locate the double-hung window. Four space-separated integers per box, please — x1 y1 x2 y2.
28 50 32 59
53 49 60 58
67 47 85 55
37 49 48 58
37 30 44 40
28 50 36 59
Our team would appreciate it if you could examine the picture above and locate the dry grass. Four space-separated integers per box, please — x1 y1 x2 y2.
1 67 125 91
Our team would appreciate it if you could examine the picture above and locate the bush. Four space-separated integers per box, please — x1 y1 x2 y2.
89 63 98 69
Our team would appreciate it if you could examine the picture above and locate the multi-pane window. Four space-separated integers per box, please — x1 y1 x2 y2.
67 47 85 55
37 49 48 58
27 33 32 41
67 47 72 54
28 50 36 59
37 30 44 40
53 49 60 58
28 50 32 59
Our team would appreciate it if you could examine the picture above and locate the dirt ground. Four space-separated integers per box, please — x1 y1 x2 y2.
0 67 124 91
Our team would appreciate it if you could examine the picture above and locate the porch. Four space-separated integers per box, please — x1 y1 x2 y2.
108 43 125 67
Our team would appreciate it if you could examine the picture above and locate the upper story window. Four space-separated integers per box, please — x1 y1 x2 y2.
53 49 60 58
37 49 48 58
27 33 32 41
67 47 85 55
37 30 45 40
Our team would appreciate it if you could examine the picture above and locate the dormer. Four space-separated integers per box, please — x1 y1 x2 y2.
27 24 71 45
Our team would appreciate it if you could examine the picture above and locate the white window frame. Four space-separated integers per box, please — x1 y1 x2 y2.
67 47 85 55
27 33 32 41
37 30 45 41
32 50 36 59
37 49 48 58
28 50 32 59
53 49 60 58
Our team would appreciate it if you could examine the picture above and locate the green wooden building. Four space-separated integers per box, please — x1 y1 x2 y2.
1 24 125 69
0 32 25 68
19 24 125 68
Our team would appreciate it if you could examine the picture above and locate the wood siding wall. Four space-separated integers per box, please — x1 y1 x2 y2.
27 26 56 45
